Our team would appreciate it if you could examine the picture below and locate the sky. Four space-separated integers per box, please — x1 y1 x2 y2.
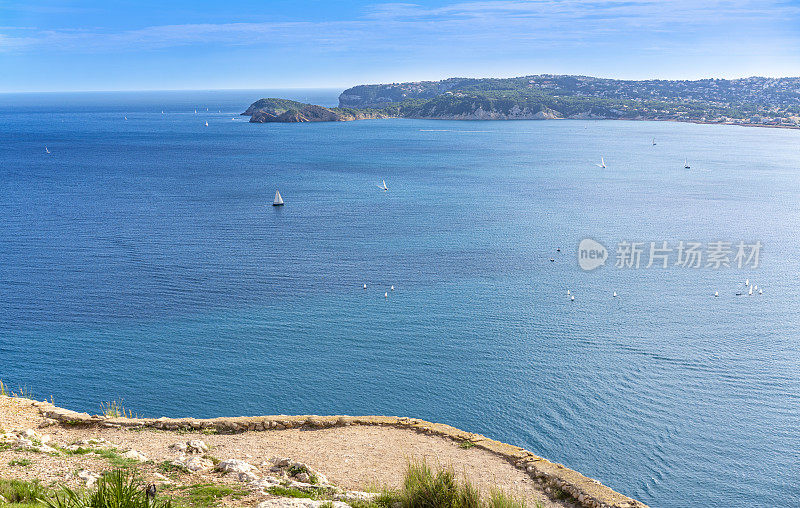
0 0 799 92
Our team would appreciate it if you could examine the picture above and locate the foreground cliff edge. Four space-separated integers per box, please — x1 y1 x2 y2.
0 396 647 508
244 74 800 127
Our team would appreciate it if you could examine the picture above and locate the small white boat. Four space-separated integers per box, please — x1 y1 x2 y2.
567 290 570 295
161 110 164 114
570 295 575 301
363 283 367 290
758 288 763 294
714 291 719 297
377 179 388 191
652 138 656 146
391 285 395 291
596 157 606 168
194 110 197 114
272 189 284 206
613 292 618 297
204 121 209 127
748 286 753 296
384 292 388 299
684 158 691 169
45 146 50 154
745 278 749 286
124 116 127 120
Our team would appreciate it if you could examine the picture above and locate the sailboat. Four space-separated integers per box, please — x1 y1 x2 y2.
204 121 209 127
596 157 606 168
272 189 284 206
45 146 50 154
684 159 691 169
377 179 388 191
748 286 753 296
652 138 656 146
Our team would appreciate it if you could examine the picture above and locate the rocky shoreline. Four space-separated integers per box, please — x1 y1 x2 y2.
0 396 647 508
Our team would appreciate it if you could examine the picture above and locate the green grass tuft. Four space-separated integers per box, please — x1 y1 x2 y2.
0 479 48 505
458 441 475 450
45 470 172 508
10 458 33 467
266 486 316 499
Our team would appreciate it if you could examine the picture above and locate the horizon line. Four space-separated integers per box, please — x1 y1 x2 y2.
2 73 800 95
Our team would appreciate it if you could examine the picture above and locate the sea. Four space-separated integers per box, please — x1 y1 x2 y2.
1 89 798 508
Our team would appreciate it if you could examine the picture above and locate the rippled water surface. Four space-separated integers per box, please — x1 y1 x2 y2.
1 90 799 507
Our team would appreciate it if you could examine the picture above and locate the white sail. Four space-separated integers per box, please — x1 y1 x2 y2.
273 189 284 206
45 146 50 154
205 121 209 127
596 157 606 168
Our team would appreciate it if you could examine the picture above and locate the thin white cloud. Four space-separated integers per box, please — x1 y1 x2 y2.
0 0 797 54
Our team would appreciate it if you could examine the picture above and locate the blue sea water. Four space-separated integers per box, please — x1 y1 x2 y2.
1 90 799 507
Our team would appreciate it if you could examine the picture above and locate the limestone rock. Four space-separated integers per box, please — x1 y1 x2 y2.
184 457 213 472
123 450 148 462
217 458 257 474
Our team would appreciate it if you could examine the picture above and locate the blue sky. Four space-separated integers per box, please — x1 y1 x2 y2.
1 0 799 92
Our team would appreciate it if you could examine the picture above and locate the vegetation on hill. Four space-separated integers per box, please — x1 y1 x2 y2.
335 75 800 125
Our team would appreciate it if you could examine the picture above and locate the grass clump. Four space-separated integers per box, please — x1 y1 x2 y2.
0 478 49 505
46 470 171 508
363 462 526 508
10 458 33 467
99 400 134 419
458 441 475 450
60 447 137 470
266 486 316 499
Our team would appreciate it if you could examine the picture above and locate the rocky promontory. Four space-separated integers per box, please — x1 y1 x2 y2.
0 395 647 508
243 98 389 123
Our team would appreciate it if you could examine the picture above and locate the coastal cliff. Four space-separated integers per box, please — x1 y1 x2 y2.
244 74 800 127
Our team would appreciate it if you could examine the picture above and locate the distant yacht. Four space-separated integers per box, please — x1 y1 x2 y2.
377 179 388 191
596 157 606 168
684 158 691 169
384 292 388 299
391 285 395 291
613 292 618 297
748 286 753 296
124 116 127 120
363 283 367 290
758 288 763 294
45 146 50 154
746 278 750 286
204 121 209 127
570 295 575 301
272 189 284 206
161 110 164 114
652 138 656 146
714 291 719 297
